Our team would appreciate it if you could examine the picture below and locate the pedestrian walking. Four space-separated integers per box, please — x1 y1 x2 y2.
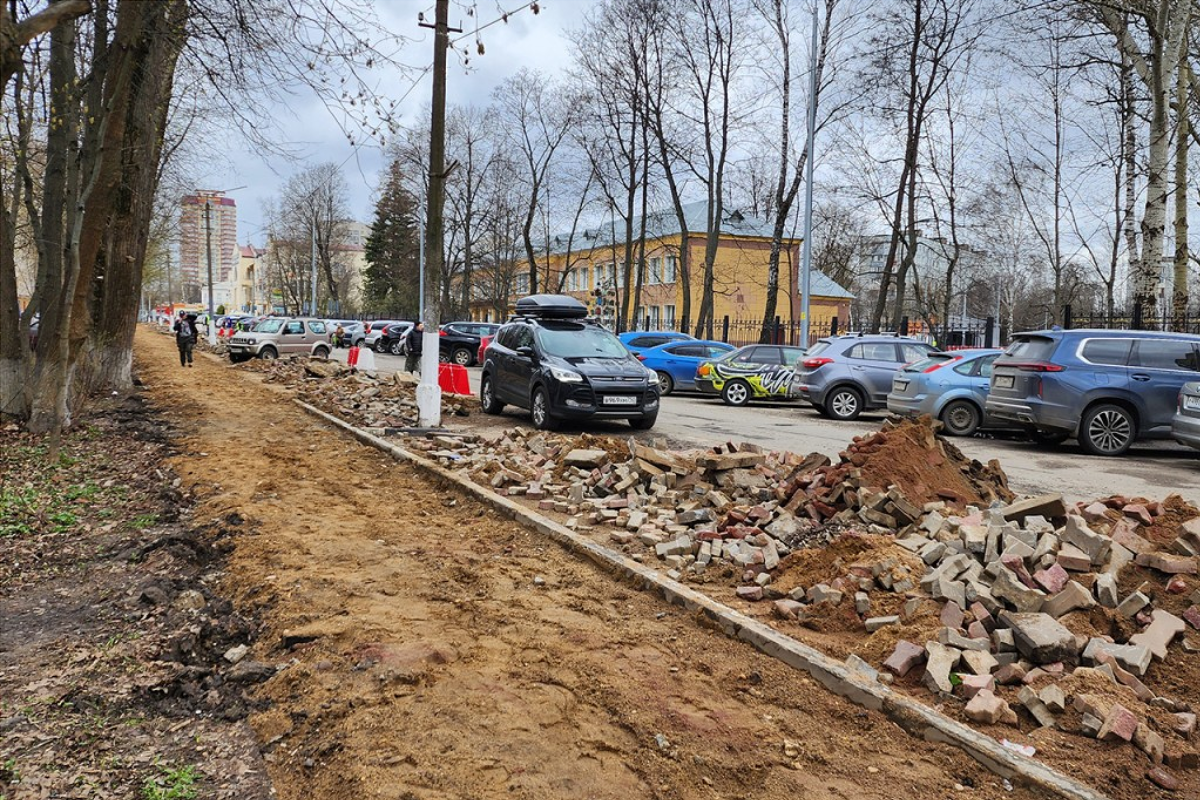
173 311 198 367
404 321 424 373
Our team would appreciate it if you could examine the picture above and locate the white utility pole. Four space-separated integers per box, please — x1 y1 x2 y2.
798 2 820 349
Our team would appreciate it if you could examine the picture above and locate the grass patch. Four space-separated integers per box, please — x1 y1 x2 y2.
142 762 199 800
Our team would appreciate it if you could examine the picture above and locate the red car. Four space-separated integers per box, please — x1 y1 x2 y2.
476 333 494 365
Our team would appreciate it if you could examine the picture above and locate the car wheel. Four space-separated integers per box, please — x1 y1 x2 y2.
374 340 386 353
629 414 657 430
1079 403 1135 456
720 379 751 407
453 347 472 367
313 345 330 359
655 371 675 396
1029 429 1069 446
826 386 864 421
480 375 504 415
438 351 450 364
531 387 558 431
389 339 403 356
259 346 278 360
939 399 981 437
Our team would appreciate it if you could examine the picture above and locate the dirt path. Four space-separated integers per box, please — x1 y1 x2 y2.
135 328 1050 800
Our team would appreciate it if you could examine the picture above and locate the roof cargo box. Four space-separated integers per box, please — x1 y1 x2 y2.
515 294 588 319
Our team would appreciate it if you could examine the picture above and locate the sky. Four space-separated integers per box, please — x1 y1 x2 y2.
200 1 591 247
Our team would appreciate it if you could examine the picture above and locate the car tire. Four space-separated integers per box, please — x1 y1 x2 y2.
720 379 751 407
655 371 674 396
258 346 278 360
229 353 249 364
480 375 504 415
939 399 981 437
313 345 330 359
452 347 473 367
531 387 558 431
826 385 864 421
389 339 403 356
373 340 386 353
1079 403 1136 456
438 351 450 364
1029 429 1069 446
629 414 657 430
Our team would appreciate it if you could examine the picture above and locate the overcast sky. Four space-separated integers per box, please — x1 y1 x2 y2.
200 1 590 246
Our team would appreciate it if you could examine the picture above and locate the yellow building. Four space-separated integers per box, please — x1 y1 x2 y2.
470 202 852 345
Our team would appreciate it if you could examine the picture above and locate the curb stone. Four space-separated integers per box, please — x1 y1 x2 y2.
295 399 1111 800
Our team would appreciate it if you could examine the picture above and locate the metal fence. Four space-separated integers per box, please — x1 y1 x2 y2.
1062 304 1200 335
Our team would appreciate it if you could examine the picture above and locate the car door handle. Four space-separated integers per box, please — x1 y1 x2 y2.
1131 373 1151 381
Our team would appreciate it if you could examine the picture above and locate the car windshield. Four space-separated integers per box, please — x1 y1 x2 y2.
536 325 628 358
253 319 283 333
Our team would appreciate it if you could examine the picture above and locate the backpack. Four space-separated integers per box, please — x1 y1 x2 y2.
179 320 193 340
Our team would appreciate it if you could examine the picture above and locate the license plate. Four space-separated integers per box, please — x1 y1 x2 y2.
994 375 1014 389
1185 395 1200 412
602 395 637 406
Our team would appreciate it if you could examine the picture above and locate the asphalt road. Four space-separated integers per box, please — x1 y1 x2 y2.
328 347 1200 505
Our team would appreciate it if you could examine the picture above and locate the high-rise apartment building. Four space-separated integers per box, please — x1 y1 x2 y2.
180 190 237 302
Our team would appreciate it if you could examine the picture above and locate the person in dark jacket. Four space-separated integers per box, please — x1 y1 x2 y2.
404 321 424 373
173 312 198 367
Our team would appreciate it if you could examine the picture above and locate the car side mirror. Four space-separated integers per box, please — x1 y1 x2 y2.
516 345 535 358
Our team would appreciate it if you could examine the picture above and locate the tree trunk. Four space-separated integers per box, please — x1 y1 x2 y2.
92 0 187 391
1172 55 1189 330
1120 43 1137 323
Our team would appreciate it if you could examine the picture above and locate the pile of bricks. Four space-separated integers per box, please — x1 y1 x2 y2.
869 496 1200 789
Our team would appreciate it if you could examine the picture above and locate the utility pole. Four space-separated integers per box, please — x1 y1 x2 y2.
417 0 461 428
309 221 317 316
798 1 820 349
204 199 217 345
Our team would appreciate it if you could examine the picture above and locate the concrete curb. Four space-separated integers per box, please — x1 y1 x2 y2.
295 399 1111 800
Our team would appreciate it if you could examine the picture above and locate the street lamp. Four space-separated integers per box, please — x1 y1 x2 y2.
203 185 246 344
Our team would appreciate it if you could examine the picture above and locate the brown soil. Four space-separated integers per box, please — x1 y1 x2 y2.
851 419 1013 509
125 328 1054 800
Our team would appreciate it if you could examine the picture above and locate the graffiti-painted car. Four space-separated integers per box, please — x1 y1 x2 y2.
695 344 808 406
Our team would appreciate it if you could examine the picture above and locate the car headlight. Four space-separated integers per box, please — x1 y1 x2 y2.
645 366 658 380
697 364 711 377
549 365 584 383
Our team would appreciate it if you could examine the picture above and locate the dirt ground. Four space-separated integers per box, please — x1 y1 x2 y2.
97 328 1068 800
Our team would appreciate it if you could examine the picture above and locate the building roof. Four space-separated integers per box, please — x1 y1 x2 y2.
546 200 853 300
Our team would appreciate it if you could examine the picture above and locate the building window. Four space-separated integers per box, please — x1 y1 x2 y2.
515 273 530 296
647 257 662 285
663 304 676 329
648 306 661 328
663 255 678 284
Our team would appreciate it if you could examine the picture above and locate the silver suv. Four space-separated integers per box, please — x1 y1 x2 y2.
794 334 936 420
228 317 332 363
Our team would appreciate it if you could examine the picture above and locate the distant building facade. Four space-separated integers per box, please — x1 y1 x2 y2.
180 191 238 303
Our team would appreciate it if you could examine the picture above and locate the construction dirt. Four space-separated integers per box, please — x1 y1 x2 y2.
69 328 1072 800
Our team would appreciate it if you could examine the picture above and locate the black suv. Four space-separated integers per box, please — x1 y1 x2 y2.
479 295 659 431
439 322 500 367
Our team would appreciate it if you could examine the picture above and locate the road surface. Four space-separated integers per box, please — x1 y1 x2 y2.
327 347 1200 505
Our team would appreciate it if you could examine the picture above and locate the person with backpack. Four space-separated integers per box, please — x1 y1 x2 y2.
404 321 424 374
173 312 198 367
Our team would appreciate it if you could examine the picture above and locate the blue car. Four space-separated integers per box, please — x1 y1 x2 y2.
618 330 695 356
886 348 1004 436
637 339 736 395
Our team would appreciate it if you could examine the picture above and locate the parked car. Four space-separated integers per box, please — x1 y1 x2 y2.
365 320 405 352
637 339 736 395
694 344 807 407
439 322 501 366
886 348 1004 436
477 332 496 365
227 317 332 362
986 329 1200 456
794 334 937 421
1173 382 1200 450
618 330 695 356
479 294 658 431
378 322 415 355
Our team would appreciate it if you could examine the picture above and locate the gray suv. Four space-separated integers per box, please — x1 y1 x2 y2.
986 329 1200 456
228 317 332 363
794 334 936 420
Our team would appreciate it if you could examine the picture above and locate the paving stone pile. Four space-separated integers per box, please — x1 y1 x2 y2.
239 356 474 426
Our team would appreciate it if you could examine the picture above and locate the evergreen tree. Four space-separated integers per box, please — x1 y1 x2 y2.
364 159 420 315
